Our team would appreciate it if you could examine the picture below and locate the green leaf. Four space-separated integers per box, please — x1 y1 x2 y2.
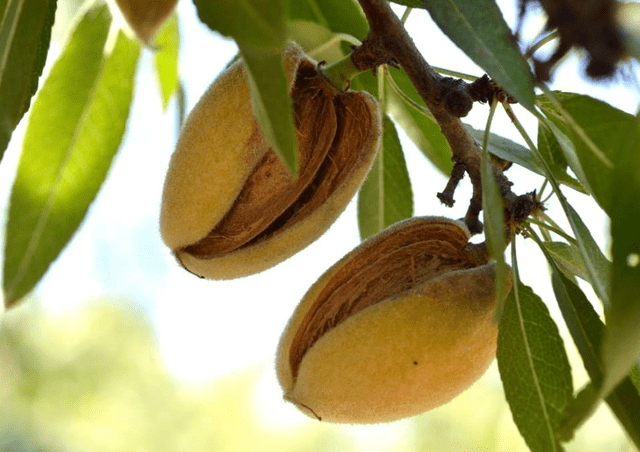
603 111 640 398
192 0 286 49
559 376 640 446
548 262 640 447
288 0 368 38
543 241 589 281
288 20 343 63
534 215 640 445
465 125 586 193
357 115 413 239
480 119 508 320
551 269 604 382
191 0 297 174
497 282 573 452
385 68 453 175
537 123 586 193
3 6 140 305
153 13 179 109
537 115 592 192
539 93 639 215
403 0 535 109
0 0 57 161
563 203 611 309
240 45 297 175
537 120 568 172
557 383 598 442
466 124 539 171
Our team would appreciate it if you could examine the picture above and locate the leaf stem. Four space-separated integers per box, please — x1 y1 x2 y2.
322 52 366 89
307 33 361 59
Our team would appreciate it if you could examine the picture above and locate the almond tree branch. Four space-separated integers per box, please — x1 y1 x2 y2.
351 0 527 233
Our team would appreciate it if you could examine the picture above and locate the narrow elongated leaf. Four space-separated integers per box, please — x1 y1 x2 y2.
0 0 56 161
289 20 342 63
192 0 297 174
544 241 589 281
357 115 413 239
288 0 368 37
385 68 453 174
154 13 179 109
240 45 297 174
537 120 568 173
192 0 286 49
534 218 640 444
539 93 639 215
467 124 537 169
603 113 640 397
480 124 508 319
564 203 611 309
465 125 585 192
497 282 573 452
549 265 640 447
405 0 534 109
3 6 140 305
537 123 585 192
537 115 592 194
551 271 604 382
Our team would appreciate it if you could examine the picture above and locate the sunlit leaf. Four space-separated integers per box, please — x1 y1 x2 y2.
358 115 413 239
392 0 535 109
154 13 179 109
3 5 140 305
497 281 573 452
0 0 56 161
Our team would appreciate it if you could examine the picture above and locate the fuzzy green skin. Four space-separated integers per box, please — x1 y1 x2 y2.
160 42 381 279
160 44 306 254
277 217 501 424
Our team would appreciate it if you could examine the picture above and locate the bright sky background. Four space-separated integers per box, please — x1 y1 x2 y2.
1 0 639 446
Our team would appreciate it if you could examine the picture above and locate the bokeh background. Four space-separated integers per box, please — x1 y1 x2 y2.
1 0 639 451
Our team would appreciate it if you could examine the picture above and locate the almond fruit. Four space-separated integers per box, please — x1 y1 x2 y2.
160 42 381 279
277 216 507 423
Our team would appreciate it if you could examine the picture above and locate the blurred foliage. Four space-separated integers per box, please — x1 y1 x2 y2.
0 301 634 452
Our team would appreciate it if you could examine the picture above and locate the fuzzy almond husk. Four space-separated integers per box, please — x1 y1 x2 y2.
160 42 381 279
115 0 178 43
276 216 508 424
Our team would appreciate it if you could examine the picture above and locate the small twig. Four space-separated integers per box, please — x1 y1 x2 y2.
437 162 465 207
